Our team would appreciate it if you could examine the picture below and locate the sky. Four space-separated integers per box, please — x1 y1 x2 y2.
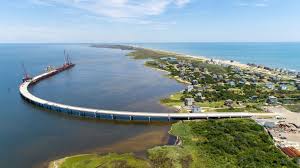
0 0 300 43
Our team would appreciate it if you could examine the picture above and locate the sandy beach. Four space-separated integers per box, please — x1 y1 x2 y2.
130 45 295 80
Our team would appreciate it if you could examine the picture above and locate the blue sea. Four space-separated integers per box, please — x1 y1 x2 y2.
135 43 300 72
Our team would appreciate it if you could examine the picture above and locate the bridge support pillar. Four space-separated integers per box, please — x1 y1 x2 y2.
111 114 114 120
129 116 133 121
148 117 151 122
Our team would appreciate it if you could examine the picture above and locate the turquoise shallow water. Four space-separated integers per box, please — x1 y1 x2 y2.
135 42 300 71
0 44 183 168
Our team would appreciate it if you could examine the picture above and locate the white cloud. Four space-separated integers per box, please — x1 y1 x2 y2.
175 0 190 8
255 3 268 7
236 0 269 8
31 0 190 18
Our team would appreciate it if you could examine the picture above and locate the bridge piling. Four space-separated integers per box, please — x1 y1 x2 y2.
19 67 274 122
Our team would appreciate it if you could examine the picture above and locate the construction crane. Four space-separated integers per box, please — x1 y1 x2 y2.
22 63 32 82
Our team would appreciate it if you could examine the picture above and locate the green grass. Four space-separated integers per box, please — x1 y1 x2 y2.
196 101 225 108
213 107 261 113
211 104 264 113
148 146 193 168
59 153 150 168
284 104 300 112
160 92 184 107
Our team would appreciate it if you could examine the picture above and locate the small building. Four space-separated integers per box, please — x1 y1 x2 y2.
191 105 202 113
297 84 300 90
279 84 288 91
185 98 194 106
228 81 236 87
195 92 205 101
196 92 202 98
267 96 278 105
266 82 275 90
186 85 194 92
224 99 234 107
192 80 199 85
239 80 245 85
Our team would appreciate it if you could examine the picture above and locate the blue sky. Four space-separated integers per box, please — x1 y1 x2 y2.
1 0 300 43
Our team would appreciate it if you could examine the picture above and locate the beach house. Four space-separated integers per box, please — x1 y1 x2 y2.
191 106 202 113
184 98 194 106
267 96 278 105
186 85 194 92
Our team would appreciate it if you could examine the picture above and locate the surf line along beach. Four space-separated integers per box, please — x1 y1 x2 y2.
19 57 276 122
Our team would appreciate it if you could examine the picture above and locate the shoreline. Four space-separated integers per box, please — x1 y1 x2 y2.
50 119 298 168
130 44 299 73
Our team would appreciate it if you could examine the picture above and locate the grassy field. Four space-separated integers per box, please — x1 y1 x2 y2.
57 153 150 168
53 119 298 168
160 92 184 107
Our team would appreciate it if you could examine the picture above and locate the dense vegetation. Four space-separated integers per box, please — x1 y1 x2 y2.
55 119 298 168
149 119 298 168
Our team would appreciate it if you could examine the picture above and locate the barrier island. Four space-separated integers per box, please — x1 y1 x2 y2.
95 44 300 114
49 45 300 168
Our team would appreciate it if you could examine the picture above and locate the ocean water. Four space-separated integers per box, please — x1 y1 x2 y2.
135 42 300 71
0 44 183 168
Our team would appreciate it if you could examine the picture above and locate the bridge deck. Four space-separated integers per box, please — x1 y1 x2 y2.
19 69 276 121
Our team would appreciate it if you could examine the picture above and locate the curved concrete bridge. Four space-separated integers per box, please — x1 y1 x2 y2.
19 68 276 122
